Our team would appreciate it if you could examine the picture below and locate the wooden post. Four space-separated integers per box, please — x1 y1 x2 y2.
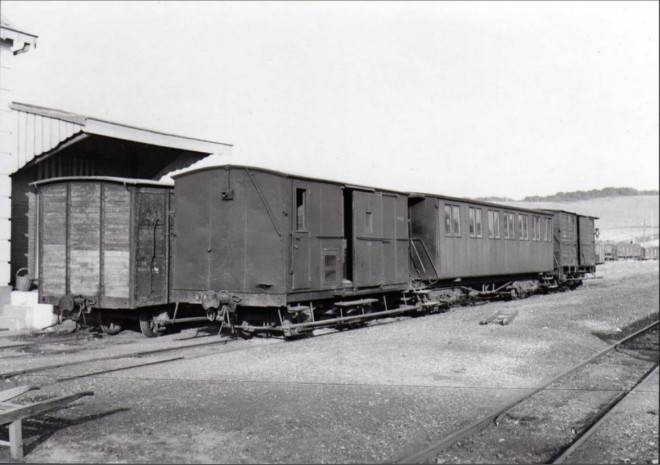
9 419 23 459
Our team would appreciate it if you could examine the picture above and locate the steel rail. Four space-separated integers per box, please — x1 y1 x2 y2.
396 319 659 464
549 365 659 464
0 334 101 351
0 338 231 380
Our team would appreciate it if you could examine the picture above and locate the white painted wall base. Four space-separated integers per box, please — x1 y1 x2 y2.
0 290 55 330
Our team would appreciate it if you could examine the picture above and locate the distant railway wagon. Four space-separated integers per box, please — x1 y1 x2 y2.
33 165 599 337
642 246 659 260
603 243 618 261
408 194 554 286
617 242 643 260
595 243 606 264
34 177 173 334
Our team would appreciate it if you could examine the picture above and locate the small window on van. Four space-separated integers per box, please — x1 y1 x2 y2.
469 207 476 237
296 188 307 231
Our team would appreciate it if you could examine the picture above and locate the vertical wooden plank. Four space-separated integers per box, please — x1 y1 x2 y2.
101 184 130 299
9 419 23 459
99 183 104 299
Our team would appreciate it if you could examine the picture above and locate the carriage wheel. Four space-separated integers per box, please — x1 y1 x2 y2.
100 315 123 335
139 312 165 338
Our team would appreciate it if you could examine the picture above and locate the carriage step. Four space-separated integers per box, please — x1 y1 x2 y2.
335 298 378 307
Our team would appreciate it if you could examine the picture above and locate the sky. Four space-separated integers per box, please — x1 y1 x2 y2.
2 1 658 199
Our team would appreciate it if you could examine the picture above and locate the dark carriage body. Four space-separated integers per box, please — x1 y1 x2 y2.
409 195 554 284
577 215 598 273
544 210 598 278
170 165 410 308
35 177 173 310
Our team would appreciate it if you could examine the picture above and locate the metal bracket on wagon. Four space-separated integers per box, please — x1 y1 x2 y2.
56 295 96 322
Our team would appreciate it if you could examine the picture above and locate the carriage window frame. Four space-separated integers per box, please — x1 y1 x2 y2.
518 214 529 240
475 208 482 238
445 204 461 237
488 210 500 239
444 205 453 235
452 205 461 236
469 207 476 237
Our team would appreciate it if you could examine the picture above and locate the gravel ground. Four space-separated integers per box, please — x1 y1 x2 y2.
0 260 657 463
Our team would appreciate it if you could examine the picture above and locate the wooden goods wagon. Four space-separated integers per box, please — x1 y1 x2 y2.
617 242 643 259
34 177 173 320
409 195 554 285
544 210 579 279
642 246 659 260
170 165 410 313
577 215 598 273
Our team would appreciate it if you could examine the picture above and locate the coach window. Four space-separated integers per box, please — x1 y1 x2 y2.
469 207 476 237
476 208 482 237
509 213 515 239
502 213 509 238
531 217 537 240
452 205 461 236
536 217 542 241
296 188 307 231
488 210 497 238
494 211 500 238
444 205 453 235
546 218 552 241
518 214 524 239
524 215 529 240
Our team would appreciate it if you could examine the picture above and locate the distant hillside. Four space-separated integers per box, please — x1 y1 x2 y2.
501 195 659 243
477 187 658 203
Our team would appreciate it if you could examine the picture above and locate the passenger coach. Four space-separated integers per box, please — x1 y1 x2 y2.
409 194 555 290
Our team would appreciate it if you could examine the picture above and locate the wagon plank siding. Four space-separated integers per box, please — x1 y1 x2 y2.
102 185 131 298
40 185 67 295
68 183 101 295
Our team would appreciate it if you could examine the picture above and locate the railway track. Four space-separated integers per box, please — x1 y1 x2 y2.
0 335 277 382
397 319 659 464
549 365 659 464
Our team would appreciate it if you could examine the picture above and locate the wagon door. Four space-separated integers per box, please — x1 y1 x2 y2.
291 182 311 290
352 190 384 287
135 189 169 306
578 216 596 267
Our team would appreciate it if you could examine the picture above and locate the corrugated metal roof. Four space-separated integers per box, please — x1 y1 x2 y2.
9 102 233 173
0 16 37 49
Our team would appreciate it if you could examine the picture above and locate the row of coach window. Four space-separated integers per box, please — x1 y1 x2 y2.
444 205 552 241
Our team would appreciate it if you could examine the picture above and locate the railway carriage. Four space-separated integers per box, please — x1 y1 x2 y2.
32 165 599 337
543 210 598 283
408 194 555 296
170 165 413 336
34 177 173 335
